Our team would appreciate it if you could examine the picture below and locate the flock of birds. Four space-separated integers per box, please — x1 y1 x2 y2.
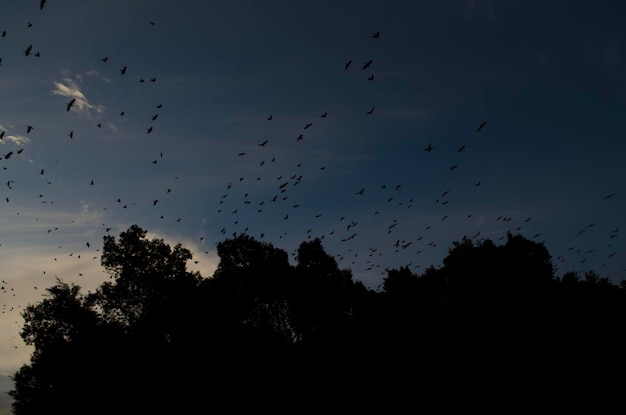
0 2 623 360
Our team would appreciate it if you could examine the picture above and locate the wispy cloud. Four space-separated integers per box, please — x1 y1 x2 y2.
0 124 29 147
51 73 105 116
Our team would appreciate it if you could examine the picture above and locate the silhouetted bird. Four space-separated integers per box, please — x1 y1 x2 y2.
101 56 108 63
304 123 312 129
368 74 374 81
457 144 465 153
365 106 375 115
23 44 32 56
476 121 488 133
120 66 127 75
267 115 272 121
258 140 269 146
146 126 153 133
604 192 616 199
156 103 163 108
68 131 73 138
66 98 76 111
362 60 373 70
424 143 433 152
40 0 46 10
355 188 365 195
449 164 458 171
320 112 327 118
151 114 158 121
344 60 352 70
26 125 33 133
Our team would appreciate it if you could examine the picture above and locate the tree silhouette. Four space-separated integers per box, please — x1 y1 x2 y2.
9 226 626 413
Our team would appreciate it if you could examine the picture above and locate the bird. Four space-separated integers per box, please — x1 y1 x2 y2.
267 115 272 121
40 0 46 10
151 114 159 121
372 31 380 38
476 121 488 133
365 106 375 115
66 98 76 111
68 131 73 139
424 143 433 152
146 126 153 133
26 125 34 133
258 140 269 146
368 74 374 81
120 66 127 75
449 164 458 171
344 60 352 70
101 56 108 63
27 23 33 28
320 112 327 118
296 134 303 141
362 60 373 70
150 77 156 82
604 192 616 199
457 144 465 153
24 44 32 56
355 188 365 195
0 131 4 140
1 30 5 37
156 103 163 109
304 123 312 129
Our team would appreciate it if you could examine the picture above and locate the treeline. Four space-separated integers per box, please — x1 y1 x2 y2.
9 225 626 413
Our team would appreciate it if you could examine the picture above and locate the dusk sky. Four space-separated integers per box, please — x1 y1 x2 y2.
1 0 626 410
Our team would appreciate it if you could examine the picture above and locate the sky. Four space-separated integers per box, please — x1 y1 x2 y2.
1 0 626 411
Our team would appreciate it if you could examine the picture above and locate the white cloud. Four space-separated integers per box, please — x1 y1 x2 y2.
51 76 105 116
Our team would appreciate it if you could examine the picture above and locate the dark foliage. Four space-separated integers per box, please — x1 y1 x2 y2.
9 226 626 413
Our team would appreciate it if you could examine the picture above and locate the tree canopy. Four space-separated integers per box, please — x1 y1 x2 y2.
9 225 626 413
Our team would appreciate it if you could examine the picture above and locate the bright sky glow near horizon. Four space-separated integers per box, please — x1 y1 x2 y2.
1 0 626 411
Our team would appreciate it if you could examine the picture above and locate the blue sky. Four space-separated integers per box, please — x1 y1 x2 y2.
1 0 626 411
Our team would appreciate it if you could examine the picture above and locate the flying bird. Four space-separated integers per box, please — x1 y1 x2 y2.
320 112 327 118
24 44 32 56
362 60 373 70
304 123 312 129
372 31 380 38
258 140 269 146
66 98 76 111
424 143 433 152
120 66 127 75
101 56 108 63
26 125 33 133
146 126 153 133
344 60 352 70
68 131 73 138
457 144 466 153
267 115 272 121
368 74 374 81
40 0 47 10
0 131 4 140
365 106 375 115
476 121 488 133
151 114 159 121
449 164 458 171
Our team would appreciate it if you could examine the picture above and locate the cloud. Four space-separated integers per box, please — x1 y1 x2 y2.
0 124 29 147
51 75 105 116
